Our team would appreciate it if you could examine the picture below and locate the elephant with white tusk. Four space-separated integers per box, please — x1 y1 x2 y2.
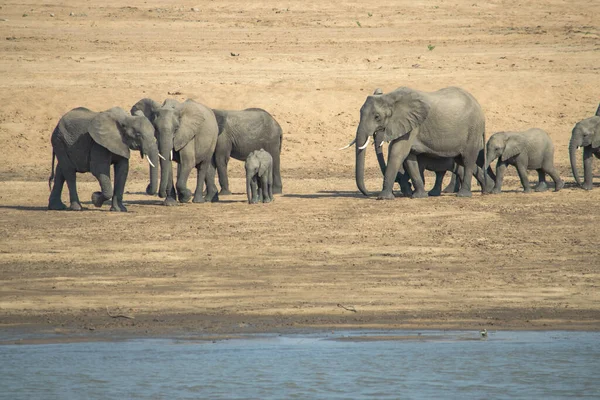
569 104 600 190
48 107 159 211
486 128 563 193
342 86 487 199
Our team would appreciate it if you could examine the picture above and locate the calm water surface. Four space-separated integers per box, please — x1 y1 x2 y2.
1 330 599 399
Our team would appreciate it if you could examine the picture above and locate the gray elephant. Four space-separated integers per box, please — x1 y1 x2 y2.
486 128 564 193
245 149 273 204
211 108 283 195
131 98 219 205
372 133 494 196
48 107 159 211
343 86 487 199
569 104 600 190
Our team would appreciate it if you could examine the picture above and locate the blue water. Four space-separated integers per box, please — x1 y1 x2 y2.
0 330 599 399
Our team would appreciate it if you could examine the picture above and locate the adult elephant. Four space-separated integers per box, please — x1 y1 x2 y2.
48 107 159 211
212 108 283 195
569 106 600 190
131 98 219 205
343 86 487 199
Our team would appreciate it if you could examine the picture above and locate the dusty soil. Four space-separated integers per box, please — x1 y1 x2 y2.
0 0 599 338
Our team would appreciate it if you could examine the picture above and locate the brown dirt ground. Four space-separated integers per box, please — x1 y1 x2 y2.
0 0 599 338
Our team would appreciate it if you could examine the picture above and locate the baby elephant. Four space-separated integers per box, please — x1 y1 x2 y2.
486 128 564 193
245 149 273 204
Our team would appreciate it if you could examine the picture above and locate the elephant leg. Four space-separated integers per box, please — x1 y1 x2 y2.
457 155 475 197
164 164 178 206
515 160 532 193
110 158 128 212
543 163 564 192
214 141 232 195
583 146 594 190
90 144 113 209
176 147 195 203
534 169 548 192
492 162 507 194
272 146 282 194
48 163 68 210
378 140 409 200
249 176 259 204
474 165 493 193
398 172 413 197
405 154 427 199
429 171 445 197
442 173 458 193
260 174 271 203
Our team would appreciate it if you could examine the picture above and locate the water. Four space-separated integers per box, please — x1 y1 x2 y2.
1 330 599 399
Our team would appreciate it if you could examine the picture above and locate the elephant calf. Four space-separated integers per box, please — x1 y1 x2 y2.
245 149 273 204
48 107 159 211
486 128 563 193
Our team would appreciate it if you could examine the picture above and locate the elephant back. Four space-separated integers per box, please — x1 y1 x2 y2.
51 108 95 172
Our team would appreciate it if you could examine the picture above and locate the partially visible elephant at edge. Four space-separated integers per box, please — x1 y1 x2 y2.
131 98 219 205
569 104 600 190
486 128 564 193
343 86 487 199
245 148 274 204
212 108 283 195
48 107 159 211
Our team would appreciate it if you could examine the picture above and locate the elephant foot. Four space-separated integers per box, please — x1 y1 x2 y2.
263 197 272 203
48 201 67 211
583 183 593 191
456 189 473 198
522 188 533 194
442 185 457 194
164 197 178 207
273 186 283 195
491 188 501 194
193 193 205 203
158 190 167 199
177 189 193 203
427 188 442 197
411 190 429 199
219 189 232 196
146 184 157 196
534 182 548 192
376 191 395 200
110 205 127 212
91 192 108 208
69 202 83 211
554 180 564 192
203 190 219 203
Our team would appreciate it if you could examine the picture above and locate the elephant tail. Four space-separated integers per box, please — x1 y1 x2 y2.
48 150 56 191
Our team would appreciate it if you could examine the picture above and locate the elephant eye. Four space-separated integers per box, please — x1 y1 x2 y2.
374 113 381 121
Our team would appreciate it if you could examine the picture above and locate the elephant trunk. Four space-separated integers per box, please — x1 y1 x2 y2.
355 127 370 196
569 139 583 187
158 134 173 198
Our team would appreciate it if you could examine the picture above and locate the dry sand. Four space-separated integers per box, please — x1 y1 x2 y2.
0 0 599 337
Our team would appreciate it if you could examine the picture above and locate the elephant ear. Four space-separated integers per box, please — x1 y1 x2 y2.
502 135 526 161
173 102 205 151
383 91 430 142
591 118 600 148
89 107 130 159
130 98 161 120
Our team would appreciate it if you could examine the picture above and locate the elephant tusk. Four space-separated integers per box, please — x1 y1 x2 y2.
379 140 384 147
146 155 156 168
170 150 173 161
338 138 356 150
158 153 166 161
358 136 370 150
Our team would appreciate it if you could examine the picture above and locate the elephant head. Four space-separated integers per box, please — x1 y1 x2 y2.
152 100 207 197
89 107 159 169
341 87 430 196
485 132 526 169
569 116 600 187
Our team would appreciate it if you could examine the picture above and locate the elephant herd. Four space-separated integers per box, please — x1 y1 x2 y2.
342 86 600 199
47 87 600 211
48 98 283 210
